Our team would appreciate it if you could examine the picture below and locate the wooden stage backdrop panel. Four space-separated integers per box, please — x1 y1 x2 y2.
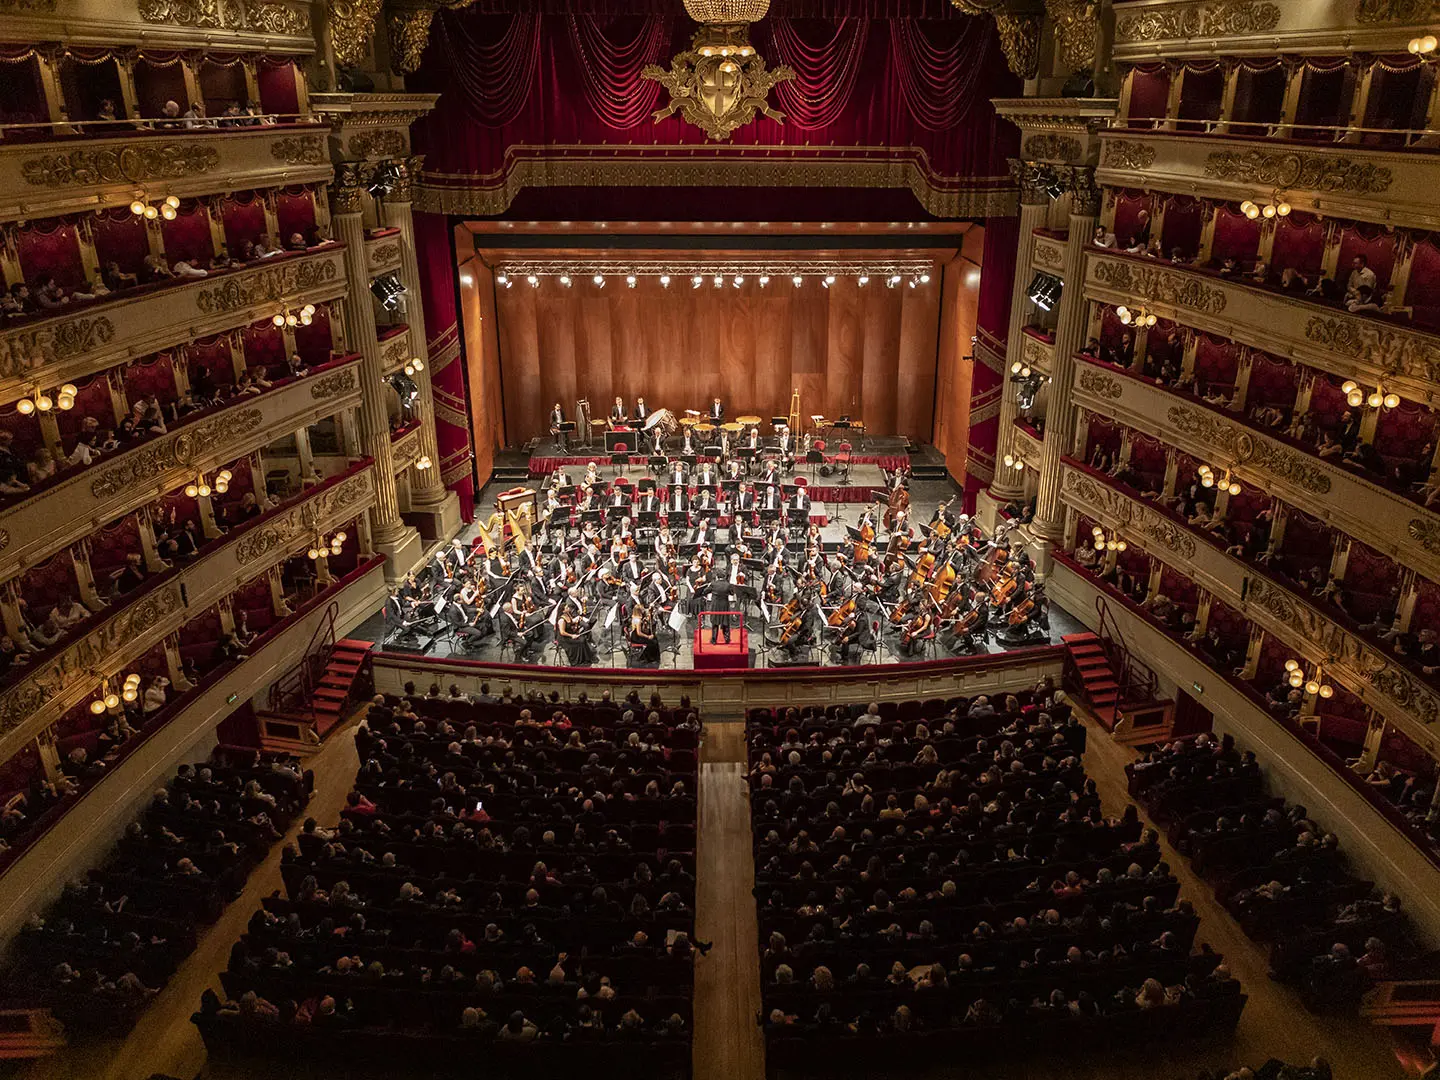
492 278 941 442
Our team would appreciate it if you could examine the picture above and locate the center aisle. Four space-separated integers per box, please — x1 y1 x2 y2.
694 721 766 1080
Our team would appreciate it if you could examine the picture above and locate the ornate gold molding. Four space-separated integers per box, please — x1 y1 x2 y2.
1078 369 1123 400
1304 314 1440 384
1104 140 1157 171
0 0 58 12
138 0 310 34
195 259 341 316
331 161 367 216
1203 149 1393 196
329 0 385 68
21 145 219 187
1034 240 1064 271
642 27 796 143
1165 403 1332 495
1066 167 1102 217
417 150 1018 220
1046 0 1096 73
235 471 373 564
1409 518 1440 555
0 317 115 378
388 7 436 75
1023 134 1081 163
309 366 358 400
347 130 408 160
1062 468 1199 559
1115 1 1281 44
1092 260 1229 314
269 136 328 166
1356 0 1438 23
993 13 1042 80
90 409 264 500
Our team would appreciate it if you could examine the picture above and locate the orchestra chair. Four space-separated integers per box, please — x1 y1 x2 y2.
627 640 650 666
836 441 853 484
610 443 629 477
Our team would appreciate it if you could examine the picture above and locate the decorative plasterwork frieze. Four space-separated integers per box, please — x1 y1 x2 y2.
1060 468 1197 559
269 136 328 166
329 0 385 68
1033 238 1065 273
1077 368 1123 400
138 0 311 34
347 129 408 160
1091 259 1229 314
1022 134 1082 164
1303 314 1440 386
0 317 114 379
0 468 375 752
1103 140 1157 172
90 409 265 500
392 427 423 470
1203 149 1394 196
195 258 341 315
1115 1 1282 44
21 144 219 187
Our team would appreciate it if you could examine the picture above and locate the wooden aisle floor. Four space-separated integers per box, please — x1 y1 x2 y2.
9 708 1418 1080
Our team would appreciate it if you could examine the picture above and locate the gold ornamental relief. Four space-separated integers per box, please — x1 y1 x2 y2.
329 0 385 69
992 12 1042 79
1203 149 1392 195
643 25 795 142
194 259 340 315
270 136 327 166
1023 134 1081 164
22 145 219 187
347 130 408 160
1116 1 1281 43
138 0 309 34
1104 140 1157 171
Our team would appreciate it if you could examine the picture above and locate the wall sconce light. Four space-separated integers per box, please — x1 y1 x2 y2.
16 384 77 415
91 671 140 714
1198 463 1240 496
308 530 347 560
1091 525 1127 552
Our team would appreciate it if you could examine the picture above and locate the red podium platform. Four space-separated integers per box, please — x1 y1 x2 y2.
693 610 748 669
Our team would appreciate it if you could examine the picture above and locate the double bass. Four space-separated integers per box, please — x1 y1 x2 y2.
827 596 857 628
883 483 910 530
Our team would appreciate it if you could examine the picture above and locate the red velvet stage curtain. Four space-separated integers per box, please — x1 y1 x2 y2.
978 214 1017 341
566 14 670 128
493 273 939 444
770 18 869 129
410 7 1018 216
415 213 478 519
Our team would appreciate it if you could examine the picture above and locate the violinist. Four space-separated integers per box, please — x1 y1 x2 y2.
503 597 537 661
557 604 597 665
584 461 601 488
630 602 659 664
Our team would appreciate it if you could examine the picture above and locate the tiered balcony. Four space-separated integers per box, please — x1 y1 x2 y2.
1069 355 1440 584
1096 130 1440 232
1112 1 1433 62
365 228 405 278
0 245 348 402
1055 457 1440 752
0 459 377 761
0 355 363 579
1082 249 1440 406
0 124 332 223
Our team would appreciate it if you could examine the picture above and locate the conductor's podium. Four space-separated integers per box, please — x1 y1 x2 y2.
693 610 749 669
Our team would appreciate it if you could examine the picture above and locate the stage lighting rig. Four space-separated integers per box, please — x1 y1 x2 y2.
1027 273 1061 312
371 274 407 310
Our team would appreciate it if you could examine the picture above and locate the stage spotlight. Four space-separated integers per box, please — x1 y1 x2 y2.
559 275 572 287
370 274 407 310
887 274 901 288
496 274 509 287
593 274 605 287
733 275 743 287
908 278 918 288
626 274 637 288
1027 272 1060 312
693 275 704 288
368 161 401 196
919 273 931 284
713 275 723 288
823 275 836 288
792 275 803 287
758 275 770 287
857 275 869 287
660 275 671 287
526 274 538 287
460 274 473 286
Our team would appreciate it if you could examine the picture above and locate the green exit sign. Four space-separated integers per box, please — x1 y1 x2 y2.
227 693 238 704
1192 682 1204 695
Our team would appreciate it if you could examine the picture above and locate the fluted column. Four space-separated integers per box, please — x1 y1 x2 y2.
332 162 415 564
1032 168 1100 542
990 162 1053 504
382 156 445 503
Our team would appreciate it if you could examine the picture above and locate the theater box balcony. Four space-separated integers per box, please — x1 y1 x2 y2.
0 125 332 224
0 245 348 405
0 355 363 580
1069 358 1440 586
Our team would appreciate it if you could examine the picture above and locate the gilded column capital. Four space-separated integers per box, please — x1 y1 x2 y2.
388 160 414 204
330 161 368 216
1009 159 1054 207
388 6 437 75
993 12 1043 80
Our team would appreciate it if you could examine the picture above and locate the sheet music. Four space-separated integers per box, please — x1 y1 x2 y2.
667 606 688 633
604 604 618 629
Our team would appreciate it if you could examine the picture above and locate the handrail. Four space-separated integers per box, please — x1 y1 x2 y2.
267 600 339 720
0 115 317 139
1115 117 1440 148
1095 594 1160 706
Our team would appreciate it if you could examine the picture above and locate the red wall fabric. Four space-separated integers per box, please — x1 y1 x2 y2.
415 212 477 518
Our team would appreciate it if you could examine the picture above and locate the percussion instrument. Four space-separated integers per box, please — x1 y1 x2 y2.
736 415 763 426
644 408 679 438
695 423 716 439
721 422 742 433
679 416 700 427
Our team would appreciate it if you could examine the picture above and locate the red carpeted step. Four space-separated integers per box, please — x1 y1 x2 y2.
1061 632 1099 644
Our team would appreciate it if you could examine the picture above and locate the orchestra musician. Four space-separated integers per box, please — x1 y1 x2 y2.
557 603 596 665
759 459 781 488
696 459 717 487
637 487 661 515
680 426 697 456
776 425 794 469
693 485 718 515
709 397 724 422
634 396 649 423
609 396 627 426
760 481 783 513
791 485 811 513
667 481 688 517
668 458 688 487
724 457 743 482
629 602 659 664
832 611 875 664
550 402 567 450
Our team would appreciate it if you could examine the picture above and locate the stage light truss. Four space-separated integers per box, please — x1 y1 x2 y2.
494 259 937 288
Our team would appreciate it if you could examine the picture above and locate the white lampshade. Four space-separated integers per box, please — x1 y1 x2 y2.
16 399 34 416
90 699 107 714
1319 684 1334 699
1284 659 1299 672
165 195 180 209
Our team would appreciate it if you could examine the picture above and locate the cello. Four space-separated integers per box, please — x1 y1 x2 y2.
882 482 910 531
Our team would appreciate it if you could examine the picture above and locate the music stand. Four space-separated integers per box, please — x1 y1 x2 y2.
648 455 668 476
609 449 629 477
806 447 825 482
554 420 576 451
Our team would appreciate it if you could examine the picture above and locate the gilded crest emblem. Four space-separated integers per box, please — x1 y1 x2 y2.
643 3 794 142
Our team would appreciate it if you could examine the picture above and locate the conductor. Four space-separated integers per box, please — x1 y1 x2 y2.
709 574 734 645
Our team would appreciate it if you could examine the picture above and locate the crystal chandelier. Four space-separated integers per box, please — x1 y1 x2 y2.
683 0 770 22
